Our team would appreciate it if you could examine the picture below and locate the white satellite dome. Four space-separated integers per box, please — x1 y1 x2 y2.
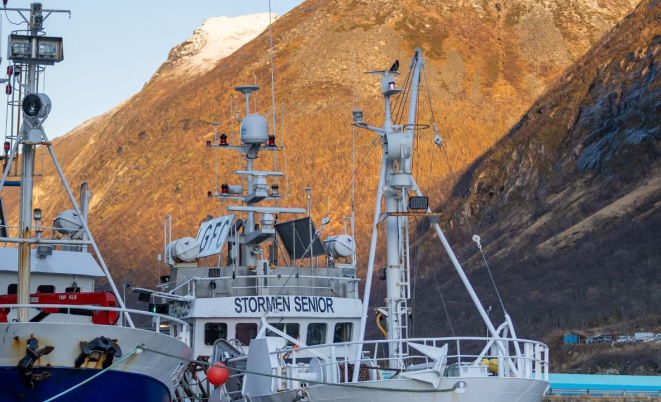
240 114 269 144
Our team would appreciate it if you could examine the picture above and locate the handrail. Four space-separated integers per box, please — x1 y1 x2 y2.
168 274 360 295
272 336 549 353
0 303 190 328
547 388 661 396
266 336 549 382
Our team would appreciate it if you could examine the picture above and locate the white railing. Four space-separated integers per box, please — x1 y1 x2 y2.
270 336 549 384
0 303 191 344
172 274 360 298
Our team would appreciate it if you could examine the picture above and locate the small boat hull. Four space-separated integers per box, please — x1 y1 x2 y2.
0 322 192 401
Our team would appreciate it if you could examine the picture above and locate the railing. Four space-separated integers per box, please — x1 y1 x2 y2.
172 273 360 298
547 388 661 397
0 303 191 344
269 336 549 384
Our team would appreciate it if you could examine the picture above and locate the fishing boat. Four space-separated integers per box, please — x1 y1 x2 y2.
0 3 191 401
230 49 551 402
132 81 363 400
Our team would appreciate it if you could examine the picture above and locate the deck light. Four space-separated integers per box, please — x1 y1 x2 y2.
9 35 63 64
219 133 228 146
5 85 11 95
6 66 13 76
221 184 229 194
267 135 276 147
271 184 279 196
206 140 211 147
4 142 10 153
408 196 429 211
207 190 213 198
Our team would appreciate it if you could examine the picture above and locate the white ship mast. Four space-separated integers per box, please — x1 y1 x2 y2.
0 2 132 326
354 48 508 372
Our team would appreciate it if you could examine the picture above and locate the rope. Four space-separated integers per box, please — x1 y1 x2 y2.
137 346 457 394
44 347 139 402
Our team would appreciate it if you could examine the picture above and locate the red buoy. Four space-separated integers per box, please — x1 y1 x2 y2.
207 362 229 386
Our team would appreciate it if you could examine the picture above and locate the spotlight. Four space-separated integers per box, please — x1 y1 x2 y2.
22 93 51 119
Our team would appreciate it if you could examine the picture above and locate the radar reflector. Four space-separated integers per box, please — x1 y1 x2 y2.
275 217 326 260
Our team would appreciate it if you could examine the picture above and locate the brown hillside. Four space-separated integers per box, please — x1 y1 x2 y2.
2 0 636 295
407 0 661 372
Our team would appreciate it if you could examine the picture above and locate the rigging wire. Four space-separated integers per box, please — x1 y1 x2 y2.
433 270 455 336
3 7 23 26
326 136 380 220
421 64 507 315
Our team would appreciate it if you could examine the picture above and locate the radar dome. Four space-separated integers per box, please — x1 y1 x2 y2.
240 114 269 144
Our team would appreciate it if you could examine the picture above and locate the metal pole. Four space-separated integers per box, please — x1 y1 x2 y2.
16 35 39 322
404 48 422 174
353 156 386 382
47 144 135 328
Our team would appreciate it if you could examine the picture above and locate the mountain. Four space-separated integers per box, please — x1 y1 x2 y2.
408 0 661 373
148 13 276 83
2 0 638 322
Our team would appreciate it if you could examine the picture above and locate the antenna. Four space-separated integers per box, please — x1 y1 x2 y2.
351 49 356 264
214 122 219 196
268 0 278 199
253 73 258 112
282 100 290 197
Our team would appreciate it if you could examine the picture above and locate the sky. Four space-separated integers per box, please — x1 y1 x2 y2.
0 0 304 140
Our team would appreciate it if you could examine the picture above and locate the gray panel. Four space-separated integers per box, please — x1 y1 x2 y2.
274 217 326 260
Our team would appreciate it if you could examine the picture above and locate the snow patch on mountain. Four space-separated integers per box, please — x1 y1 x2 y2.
150 13 276 82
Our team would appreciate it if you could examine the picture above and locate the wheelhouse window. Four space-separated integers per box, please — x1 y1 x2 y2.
266 323 300 346
7 284 17 295
37 285 55 293
333 322 353 343
306 323 327 346
235 323 258 346
204 323 228 346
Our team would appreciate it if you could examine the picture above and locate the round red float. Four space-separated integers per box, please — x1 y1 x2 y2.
207 362 230 386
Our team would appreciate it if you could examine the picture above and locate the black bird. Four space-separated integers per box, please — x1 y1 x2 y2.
389 60 399 72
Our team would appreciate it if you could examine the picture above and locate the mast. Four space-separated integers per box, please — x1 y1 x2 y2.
16 3 47 322
354 49 515 378
0 3 135 326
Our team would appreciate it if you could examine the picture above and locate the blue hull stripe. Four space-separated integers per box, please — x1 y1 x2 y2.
0 366 171 402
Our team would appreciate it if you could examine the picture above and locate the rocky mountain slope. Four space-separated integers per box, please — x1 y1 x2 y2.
2 0 639 333
408 0 661 371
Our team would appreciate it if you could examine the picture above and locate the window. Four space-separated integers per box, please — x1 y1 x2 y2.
65 286 81 293
306 323 327 346
37 285 55 293
7 284 17 295
333 322 353 343
204 323 228 346
266 323 300 346
235 323 258 346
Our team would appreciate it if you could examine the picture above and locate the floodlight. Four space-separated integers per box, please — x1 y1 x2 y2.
9 35 63 64
408 196 429 211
